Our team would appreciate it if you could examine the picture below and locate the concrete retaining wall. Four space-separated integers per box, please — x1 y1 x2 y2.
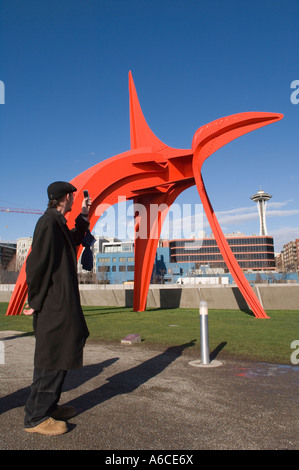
1 284 298 311
257 285 299 310
0 285 14 302
80 284 299 310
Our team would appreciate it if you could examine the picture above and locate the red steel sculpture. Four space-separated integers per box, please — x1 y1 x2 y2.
6 72 283 318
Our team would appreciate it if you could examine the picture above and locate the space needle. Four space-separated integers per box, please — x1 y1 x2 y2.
250 189 272 236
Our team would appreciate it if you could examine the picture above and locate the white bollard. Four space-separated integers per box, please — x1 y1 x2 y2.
199 301 210 365
189 300 222 368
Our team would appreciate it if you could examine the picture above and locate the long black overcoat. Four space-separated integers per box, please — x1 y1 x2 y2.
26 208 90 370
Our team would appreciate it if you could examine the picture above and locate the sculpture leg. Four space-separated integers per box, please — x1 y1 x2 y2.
133 185 188 311
193 171 269 319
133 193 169 311
5 261 28 316
133 227 161 312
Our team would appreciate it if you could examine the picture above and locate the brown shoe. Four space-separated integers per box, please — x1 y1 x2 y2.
25 417 68 435
51 405 77 420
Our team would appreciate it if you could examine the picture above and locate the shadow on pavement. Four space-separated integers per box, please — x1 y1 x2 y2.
0 341 196 417
65 341 196 415
0 358 118 415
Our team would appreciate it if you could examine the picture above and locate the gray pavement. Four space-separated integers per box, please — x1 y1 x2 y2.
0 330 298 451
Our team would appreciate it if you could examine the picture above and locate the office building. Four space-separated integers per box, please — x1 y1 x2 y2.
169 234 276 271
281 239 299 271
0 242 16 270
96 233 276 284
16 237 32 271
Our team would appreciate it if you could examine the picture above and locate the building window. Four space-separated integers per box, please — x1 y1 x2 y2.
98 266 110 272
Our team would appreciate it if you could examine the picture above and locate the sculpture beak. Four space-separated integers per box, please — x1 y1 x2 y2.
191 112 284 163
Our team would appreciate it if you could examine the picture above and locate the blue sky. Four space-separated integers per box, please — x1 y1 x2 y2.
0 0 298 252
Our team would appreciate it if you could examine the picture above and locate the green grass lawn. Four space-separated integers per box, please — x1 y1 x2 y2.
1 302 298 364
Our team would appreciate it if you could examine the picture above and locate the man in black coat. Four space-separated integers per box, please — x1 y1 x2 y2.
23 181 91 435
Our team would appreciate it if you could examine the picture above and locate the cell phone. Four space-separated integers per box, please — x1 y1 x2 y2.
83 190 89 198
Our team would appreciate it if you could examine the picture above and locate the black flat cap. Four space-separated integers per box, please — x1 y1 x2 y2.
47 181 77 200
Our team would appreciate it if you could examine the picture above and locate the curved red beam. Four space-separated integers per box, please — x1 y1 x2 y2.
192 113 283 318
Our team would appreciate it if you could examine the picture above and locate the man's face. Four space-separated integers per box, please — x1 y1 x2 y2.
65 192 74 213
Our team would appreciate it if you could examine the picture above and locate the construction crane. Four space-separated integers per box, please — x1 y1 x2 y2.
0 207 43 214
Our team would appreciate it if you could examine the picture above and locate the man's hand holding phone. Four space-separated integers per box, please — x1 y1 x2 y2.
82 190 91 216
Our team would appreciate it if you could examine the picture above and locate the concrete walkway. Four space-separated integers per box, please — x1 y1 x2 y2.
0 330 298 451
